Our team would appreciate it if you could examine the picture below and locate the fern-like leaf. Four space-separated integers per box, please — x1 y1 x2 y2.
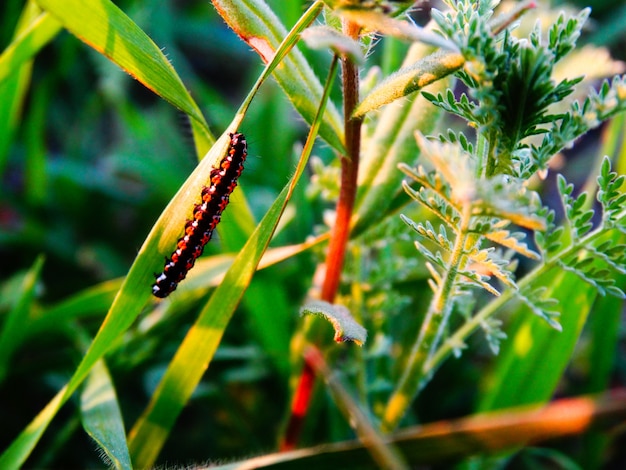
597 157 626 225
516 287 562 330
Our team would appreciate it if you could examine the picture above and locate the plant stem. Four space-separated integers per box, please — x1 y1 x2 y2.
281 18 363 451
321 18 363 303
280 354 316 451
381 204 472 433
304 346 409 470
279 44 358 451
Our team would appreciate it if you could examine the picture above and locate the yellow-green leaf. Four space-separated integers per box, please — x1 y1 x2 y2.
354 50 464 118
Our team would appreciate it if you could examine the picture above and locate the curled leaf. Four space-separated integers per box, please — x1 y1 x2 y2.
300 300 367 346
301 26 364 64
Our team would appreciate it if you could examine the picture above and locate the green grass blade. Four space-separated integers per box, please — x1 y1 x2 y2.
0 10 60 85
0 131 239 468
30 279 122 335
0 2 56 172
129 181 297 467
36 0 214 156
127 53 339 470
477 270 597 412
0 255 45 384
81 360 132 470
23 78 48 205
212 0 345 154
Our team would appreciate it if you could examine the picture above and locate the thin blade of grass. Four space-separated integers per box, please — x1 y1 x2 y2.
81 360 132 470
304 346 409 470
127 51 340 470
0 255 45 384
216 0 328 248
0 3 332 466
30 279 122 337
0 2 56 171
0 132 238 468
0 10 60 84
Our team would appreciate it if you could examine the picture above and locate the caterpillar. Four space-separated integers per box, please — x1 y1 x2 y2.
152 132 247 298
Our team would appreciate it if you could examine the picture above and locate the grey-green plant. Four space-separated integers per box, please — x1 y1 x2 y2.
367 0 626 431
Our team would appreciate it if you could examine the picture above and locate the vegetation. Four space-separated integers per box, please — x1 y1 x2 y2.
1 0 626 468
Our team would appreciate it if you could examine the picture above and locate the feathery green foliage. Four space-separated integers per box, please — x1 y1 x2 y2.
381 0 626 432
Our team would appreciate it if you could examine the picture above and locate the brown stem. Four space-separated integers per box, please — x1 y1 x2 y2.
321 19 363 303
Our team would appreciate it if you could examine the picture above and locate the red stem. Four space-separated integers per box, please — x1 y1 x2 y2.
321 19 362 303
280 355 316 451
281 19 362 451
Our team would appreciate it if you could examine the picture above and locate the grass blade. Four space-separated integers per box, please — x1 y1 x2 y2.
127 49 340 469
0 255 45 384
0 2 57 171
212 0 344 154
0 9 60 85
81 360 132 470
478 271 596 411
0 132 239 468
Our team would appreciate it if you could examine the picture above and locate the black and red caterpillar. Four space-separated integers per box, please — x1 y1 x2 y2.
152 132 247 298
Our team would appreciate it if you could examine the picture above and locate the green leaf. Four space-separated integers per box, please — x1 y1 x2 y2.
300 300 368 346
36 0 213 158
354 50 464 117
212 0 345 154
477 270 596 412
354 42 452 234
81 361 132 470
126 47 339 470
0 255 45 384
